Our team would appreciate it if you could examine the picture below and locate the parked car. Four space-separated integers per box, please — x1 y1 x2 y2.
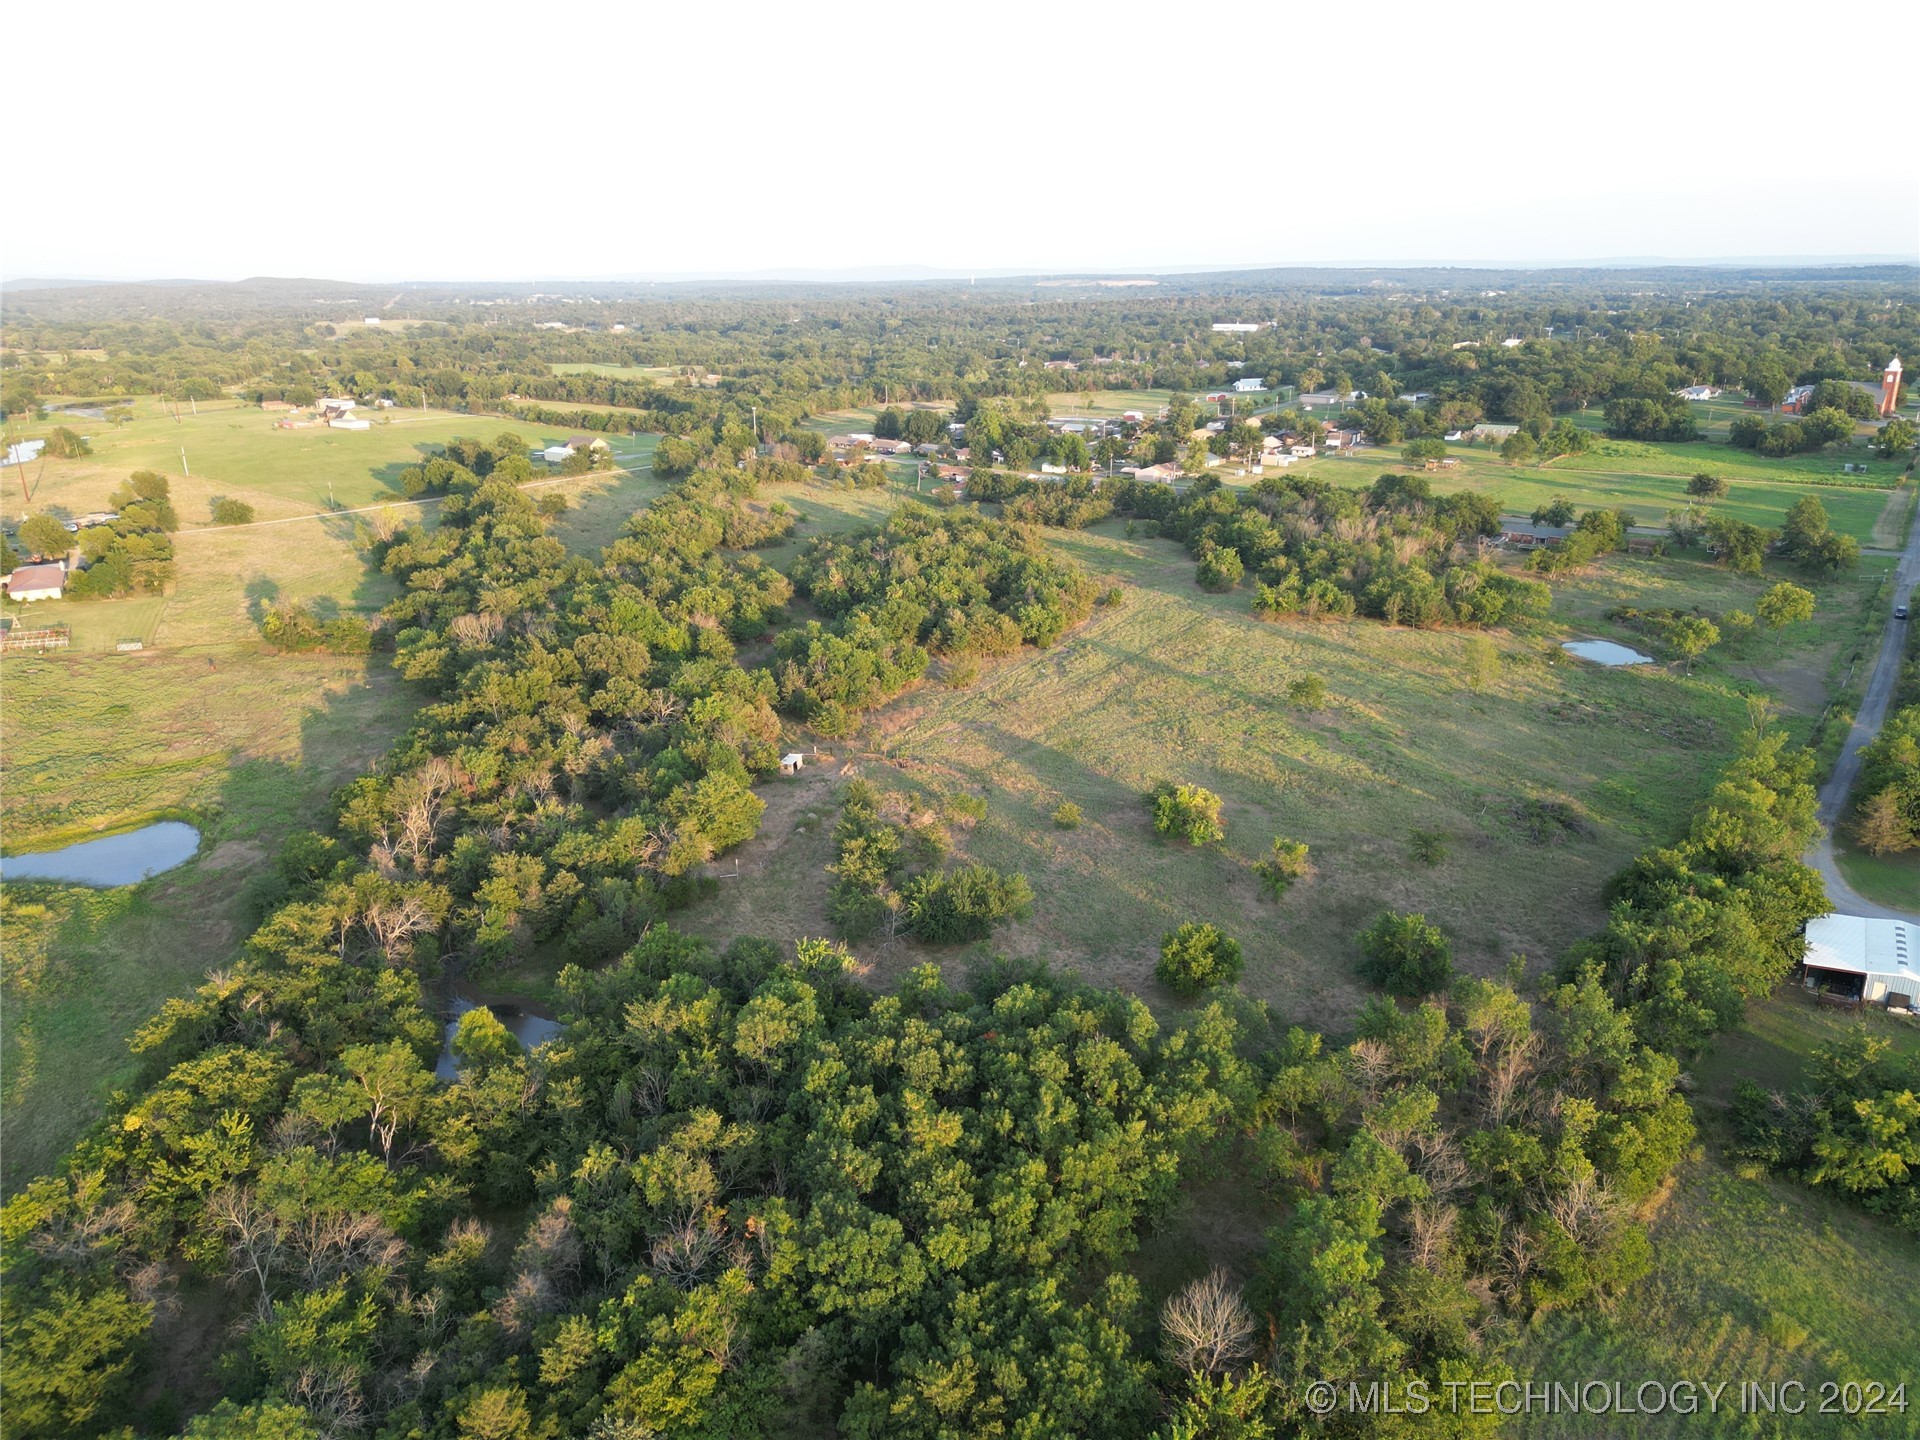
1898 603 1910 620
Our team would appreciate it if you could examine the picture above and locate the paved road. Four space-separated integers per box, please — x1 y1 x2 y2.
1809 511 1920 921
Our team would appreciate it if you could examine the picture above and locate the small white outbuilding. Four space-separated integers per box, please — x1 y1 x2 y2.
780 753 806 775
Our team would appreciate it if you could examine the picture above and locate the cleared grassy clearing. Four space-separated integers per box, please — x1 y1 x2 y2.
1284 443 1893 543
1043 388 1175 418
549 362 676 378
678 514 1868 1030
803 402 954 436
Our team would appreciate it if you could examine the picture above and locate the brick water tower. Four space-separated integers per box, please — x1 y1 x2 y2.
1882 356 1904 417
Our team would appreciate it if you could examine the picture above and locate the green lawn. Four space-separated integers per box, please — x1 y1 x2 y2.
1834 847 1920 910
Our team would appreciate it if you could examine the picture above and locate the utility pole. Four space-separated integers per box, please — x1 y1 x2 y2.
180 447 190 477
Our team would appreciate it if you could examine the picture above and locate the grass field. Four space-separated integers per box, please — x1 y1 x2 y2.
3 397 604 527
549 363 677 379
1043 389 1176 419
681 514 1865 1029
1283 439 1899 544
1513 993 1920 1438
804 401 955 436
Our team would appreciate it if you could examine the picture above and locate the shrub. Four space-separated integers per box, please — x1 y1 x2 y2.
1195 543 1244 592
1052 801 1082 830
1686 472 1728 498
903 864 1033 944
1286 674 1328 709
1151 783 1225 846
1409 829 1451 865
1157 922 1244 997
1356 911 1455 996
210 497 256 526
1255 837 1311 899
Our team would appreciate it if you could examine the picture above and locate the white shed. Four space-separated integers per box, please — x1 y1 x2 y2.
780 752 806 775
542 445 576 465
1803 914 1920 1005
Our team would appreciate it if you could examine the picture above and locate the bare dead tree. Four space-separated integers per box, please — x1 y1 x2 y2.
211 1186 283 1314
1160 1269 1257 1376
1406 1201 1459 1275
361 891 435 963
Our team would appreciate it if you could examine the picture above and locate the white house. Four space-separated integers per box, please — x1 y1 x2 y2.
1674 385 1720 401
1232 377 1266 393
1803 914 1920 1005
3 562 66 601
1211 322 1260 333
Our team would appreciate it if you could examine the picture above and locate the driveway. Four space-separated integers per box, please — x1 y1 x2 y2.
1809 505 1920 921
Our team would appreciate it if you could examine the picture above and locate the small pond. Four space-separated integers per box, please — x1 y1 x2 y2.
0 821 202 886
1562 639 1653 667
436 989 565 1081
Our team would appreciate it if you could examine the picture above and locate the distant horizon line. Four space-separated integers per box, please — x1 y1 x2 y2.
5 254 1917 291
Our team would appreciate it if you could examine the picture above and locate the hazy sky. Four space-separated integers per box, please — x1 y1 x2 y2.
12 0 1917 281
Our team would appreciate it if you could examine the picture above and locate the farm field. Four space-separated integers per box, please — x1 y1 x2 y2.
550 362 676 378
1043 388 1176 418
1287 439 1901 543
3 396 606 527
803 400 955 436
1513 993 1920 1439
681 514 1869 1030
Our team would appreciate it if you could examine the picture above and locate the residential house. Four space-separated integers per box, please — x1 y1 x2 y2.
1499 521 1571 549
1674 385 1720 401
1232 377 1266 392
566 434 611 453
1134 462 1181 483
3 562 66 601
1211 322 1260 333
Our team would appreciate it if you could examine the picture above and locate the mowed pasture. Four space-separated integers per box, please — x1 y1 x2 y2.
1287 439 1900 544
550 362 677 379
683 511 1864 1031
804 401 955 436
3 396 607 526
1043 388 1176 419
